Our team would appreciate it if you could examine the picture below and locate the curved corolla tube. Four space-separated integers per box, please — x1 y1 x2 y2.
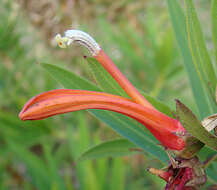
19 89 185 150
55 30 155 109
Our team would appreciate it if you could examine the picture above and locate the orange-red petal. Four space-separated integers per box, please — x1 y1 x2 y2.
95 49 156 110
19 89 185 150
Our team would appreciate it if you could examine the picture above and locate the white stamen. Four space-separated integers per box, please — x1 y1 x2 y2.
55 30 101 56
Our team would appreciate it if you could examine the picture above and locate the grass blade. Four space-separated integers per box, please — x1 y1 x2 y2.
108 158 125 190
43 144 66 190
185 0 217 111
185 0 217 90
211 0 217 63
167 0 214 119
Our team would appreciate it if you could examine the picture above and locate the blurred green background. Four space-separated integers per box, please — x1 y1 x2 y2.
0 0 215 189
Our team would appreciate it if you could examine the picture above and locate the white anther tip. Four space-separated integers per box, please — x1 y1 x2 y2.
55 34 70 48
55 29 101 56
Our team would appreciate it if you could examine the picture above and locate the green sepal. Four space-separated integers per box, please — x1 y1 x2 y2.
176 100 217 157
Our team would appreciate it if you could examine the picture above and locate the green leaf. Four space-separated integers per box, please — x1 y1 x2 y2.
167 0 213 119
91 110 168 160
108 158 125 190
211 0 217 63
86 57 173 117
40 63 169 163
43 144 66 190
86 57 128 97
78 139 138 161
184 0 217 111
176 100 217 151
40 62 99 91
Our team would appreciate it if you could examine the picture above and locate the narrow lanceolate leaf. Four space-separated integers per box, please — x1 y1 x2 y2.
86 57 173 117
86 57 128 97
167 0 213 119
176 100 217 151
43 144 66 190
211 0 217 63
185 0 217 110
40 62 99 91
40 63 169 163
78 139 138 161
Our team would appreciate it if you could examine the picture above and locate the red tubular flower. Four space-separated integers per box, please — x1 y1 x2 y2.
19 89 185 150
20 30 186 151
94 49 155 109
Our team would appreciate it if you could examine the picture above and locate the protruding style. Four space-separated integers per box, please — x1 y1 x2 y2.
55 29 155 109
55 30 101 56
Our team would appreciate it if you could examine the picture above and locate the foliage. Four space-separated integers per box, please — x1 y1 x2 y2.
0 0 216 189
